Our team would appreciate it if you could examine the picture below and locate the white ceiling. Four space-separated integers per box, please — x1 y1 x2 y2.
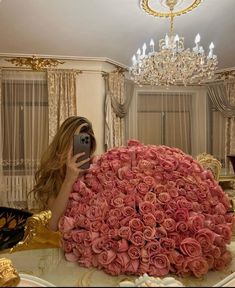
0 0 235 70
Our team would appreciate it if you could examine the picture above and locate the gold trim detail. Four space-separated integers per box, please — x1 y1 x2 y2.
0 258 20 287
10 210 61 252
215 69 235 81
140 0 202 18
5 56 65 71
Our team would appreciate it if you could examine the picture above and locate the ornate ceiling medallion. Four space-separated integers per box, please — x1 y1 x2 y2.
5 56 65 71
140 0 202 18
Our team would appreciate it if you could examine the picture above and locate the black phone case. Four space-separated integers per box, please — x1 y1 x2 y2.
73 133 91 169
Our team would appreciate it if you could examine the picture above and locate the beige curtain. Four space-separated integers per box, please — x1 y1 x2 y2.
47 69 77 143
0 70 48 209
207 82 235 168
104 71 134 150
137 91 192 155
0 69 3 206
225 81 235 168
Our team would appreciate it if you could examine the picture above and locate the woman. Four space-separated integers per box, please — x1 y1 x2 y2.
31 116 96 231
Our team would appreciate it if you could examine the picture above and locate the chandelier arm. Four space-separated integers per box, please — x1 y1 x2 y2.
170 13 174 35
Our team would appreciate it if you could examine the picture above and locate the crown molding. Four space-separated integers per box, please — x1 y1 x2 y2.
0 53 128 70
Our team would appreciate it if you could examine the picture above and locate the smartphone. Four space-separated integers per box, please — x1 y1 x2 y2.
73 132 91 169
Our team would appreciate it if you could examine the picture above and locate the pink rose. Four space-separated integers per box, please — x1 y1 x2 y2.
138 160 153 171
213 215 226 225
144 192 156 203
138 262 150 274
116 252 130 269
118 226 132 240
106 261 122 276
142 213 156 227
140 248 149 263
145 240 161 255
71 230 86 244
100 223 109 234
154 210 165 224
90 220 102 232
150 254 170 276
174 208 189 222
92 237 104 253
155 227 167 239
188 215 204 233
177 198 192 210
162 218 176 232
195 228 216 246
137 182 149 195
143 226 156 241
98 250 116 265
139 202 155 214
62 240 75 253
158 193 171 203
185 256 209 278
176 221 188 233
168 250 184 265
214 224 232 243
110 160 122 172
192 202 202 213
126 259 139 274
186 191 198 202
108 208 122 219
128 245 141 259
168 232 181 248
129 218 144 231
65 252 79 262
180 238 202 257
124 193 136 207
86 206 104 220
107 216 120 229
213 251 232 271
204 254 214 269
211 246 221 259
130 231 145 247
160 237 175 251
143 176 155 188
221 251 232 266
166 200 178 212
75 215 90 229
215 203 227 215
128 139 142 147
168 188 179 198
59 216 75 233
110 196 125 208
122 206 136 218
117 239 129 252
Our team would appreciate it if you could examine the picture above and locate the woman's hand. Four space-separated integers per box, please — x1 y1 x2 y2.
64 146 90 184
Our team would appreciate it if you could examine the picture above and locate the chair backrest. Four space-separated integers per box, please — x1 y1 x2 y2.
196 152 222 181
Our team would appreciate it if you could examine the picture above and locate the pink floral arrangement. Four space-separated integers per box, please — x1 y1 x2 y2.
59 140 234 278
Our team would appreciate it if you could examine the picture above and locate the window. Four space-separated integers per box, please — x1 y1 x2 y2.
1 71 48 175
137 92 192 154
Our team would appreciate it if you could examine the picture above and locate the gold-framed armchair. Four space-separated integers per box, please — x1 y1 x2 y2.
196 152 222 181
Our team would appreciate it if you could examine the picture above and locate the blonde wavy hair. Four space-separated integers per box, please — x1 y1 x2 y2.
30 116 96 210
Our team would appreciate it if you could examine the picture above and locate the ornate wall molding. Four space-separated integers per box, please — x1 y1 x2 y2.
214 69 235 81
4 56 65 71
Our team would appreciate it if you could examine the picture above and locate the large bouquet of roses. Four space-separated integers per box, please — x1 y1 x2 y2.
59 140 234 278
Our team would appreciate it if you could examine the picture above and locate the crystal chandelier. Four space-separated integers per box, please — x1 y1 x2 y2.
130 0 218 86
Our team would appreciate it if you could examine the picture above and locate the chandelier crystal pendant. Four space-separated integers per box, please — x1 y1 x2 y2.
130 0 218 86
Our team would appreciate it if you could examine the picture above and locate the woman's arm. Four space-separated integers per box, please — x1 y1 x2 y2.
47 147 89 231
